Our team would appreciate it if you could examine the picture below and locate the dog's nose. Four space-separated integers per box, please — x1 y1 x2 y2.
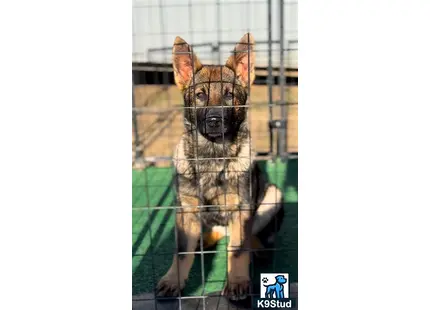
206 116 222 128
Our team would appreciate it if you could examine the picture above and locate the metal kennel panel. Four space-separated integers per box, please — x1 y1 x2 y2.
132 1 298 164
132 1 298 309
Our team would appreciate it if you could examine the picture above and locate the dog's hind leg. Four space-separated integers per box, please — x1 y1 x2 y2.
252 185 283 235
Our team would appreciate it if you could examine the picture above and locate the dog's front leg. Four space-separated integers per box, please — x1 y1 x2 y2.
156 195 201 297
222 196 252 300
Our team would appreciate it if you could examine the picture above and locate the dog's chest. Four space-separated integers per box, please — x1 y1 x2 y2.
197 160 240 198
199 161 225 185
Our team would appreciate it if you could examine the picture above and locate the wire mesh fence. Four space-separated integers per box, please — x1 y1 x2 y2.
132 1 298 309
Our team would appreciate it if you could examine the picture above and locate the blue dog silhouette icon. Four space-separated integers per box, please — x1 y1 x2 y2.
263 274 288 299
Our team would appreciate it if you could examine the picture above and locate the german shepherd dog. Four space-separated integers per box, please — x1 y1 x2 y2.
156 33 284 301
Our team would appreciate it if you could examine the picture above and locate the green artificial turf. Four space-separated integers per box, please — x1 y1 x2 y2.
132 159 298 296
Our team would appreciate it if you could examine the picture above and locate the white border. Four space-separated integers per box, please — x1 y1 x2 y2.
1 0 430 309
0 0 130 309
300 0 430 309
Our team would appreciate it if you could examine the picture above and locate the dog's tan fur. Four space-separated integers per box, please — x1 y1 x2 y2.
156 33 283 300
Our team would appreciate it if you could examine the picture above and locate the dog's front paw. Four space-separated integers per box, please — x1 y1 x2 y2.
156 273 186 297
222 275 250 301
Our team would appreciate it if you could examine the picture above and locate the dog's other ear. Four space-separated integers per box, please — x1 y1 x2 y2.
172 36 203 90
225 33 256 86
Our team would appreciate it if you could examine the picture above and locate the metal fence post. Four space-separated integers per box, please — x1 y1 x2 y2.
132 76 142 162
278 0 288 157
268 0 274 157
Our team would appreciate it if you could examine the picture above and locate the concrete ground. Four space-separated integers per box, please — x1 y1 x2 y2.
132 282 298 310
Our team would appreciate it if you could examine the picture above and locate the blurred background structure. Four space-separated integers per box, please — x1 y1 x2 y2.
132 0 298 309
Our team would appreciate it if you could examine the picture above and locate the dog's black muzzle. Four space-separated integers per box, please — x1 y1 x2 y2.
206 116 223 130
198 108 233 142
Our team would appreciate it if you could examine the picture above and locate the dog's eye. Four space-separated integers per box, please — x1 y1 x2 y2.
224 92 233 100
196 92 207 101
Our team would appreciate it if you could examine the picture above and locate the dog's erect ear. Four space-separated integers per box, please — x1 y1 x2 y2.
172 36 203 90
225 33 256 86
